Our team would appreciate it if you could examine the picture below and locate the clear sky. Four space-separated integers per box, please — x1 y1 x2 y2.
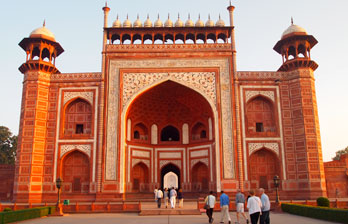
0 0 347 162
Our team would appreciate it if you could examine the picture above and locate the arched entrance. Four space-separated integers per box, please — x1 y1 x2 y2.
62 150 90 193
192 162 209 192
132 162 149 192
163 172 178 189
161 163 181 190
249 148 280 190
123 80 218 193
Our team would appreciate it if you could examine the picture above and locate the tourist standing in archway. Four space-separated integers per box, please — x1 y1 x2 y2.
170 187 177 209
156 188 163 208
178 188 184 208
164 188 169 208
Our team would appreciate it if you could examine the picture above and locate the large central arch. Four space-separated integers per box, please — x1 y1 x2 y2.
120 78 221 193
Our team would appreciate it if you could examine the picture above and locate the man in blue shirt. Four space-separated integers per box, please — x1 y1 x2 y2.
220 191 231 224
259 188 270 224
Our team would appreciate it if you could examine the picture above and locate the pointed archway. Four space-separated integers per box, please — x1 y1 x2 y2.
249 148 280 190
62 150 90 193
161 163 181 190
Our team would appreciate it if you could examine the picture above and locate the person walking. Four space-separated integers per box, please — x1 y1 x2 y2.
259 188 270 224
246 190 262 224
219 191 231 224
164 188 169 208
235 189 249 224
204 191 216 223
156 188 163 208
178 188 184 208
170 187 177 209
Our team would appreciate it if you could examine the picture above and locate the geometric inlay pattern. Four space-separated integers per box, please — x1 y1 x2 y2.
122 72 216 109
245 90 275 103
63 91 94 106
60 144 91 158
248 142 279 156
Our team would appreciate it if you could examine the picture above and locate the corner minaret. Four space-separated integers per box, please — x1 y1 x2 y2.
18 22 64 74
273 21 327 198
14 23 63 202
273 20 318 72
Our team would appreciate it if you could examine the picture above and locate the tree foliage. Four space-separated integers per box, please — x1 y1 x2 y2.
332 146 348 161
0 126 17 165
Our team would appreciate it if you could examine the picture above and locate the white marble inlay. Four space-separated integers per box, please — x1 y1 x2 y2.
159 152 182 159
245 90 275 103
248 142 279 156
63 91 94 106
190 150 209 158
132 150 150 158
60 144 91 158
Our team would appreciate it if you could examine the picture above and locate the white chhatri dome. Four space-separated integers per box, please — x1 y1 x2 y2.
215 14 225 27
30 22 56 41
154 14 163 27
144 15 152 27
205 15 214 27
282 24 307 38
195 14 204 27
112 15 122 27
123 15 132 27
175 14 184 27
164 14 173 27
133 15 142 27
185 14 194 27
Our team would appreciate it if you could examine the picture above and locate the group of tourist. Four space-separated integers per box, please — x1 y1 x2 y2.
204 188 270 224
154 187 183 209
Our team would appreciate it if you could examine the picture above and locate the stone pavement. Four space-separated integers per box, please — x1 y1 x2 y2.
18 212 340 224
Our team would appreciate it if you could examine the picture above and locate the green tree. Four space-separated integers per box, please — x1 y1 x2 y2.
0 126 17 165
332 146 348 161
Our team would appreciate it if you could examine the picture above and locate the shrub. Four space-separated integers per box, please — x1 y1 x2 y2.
281 203 348 224
317 197 330 207
0 206 55 224
3 208 12 212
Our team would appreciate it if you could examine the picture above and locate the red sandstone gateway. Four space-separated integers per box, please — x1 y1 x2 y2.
12 3 329 203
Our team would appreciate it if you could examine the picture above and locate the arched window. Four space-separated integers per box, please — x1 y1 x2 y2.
64 99 92 136
134 131 140 139
192 122 207 140
245 96 276 136
32 47 40 60
133 123 148 140
62 150 90 193
41 48 50 62
160 125 180 141
200 130 207 139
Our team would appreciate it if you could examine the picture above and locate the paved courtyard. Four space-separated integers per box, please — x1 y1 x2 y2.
19 212 340 224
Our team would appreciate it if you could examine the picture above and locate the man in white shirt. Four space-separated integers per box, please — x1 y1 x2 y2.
204 191 216 223
156 188 163 208
247 190 262 224
169 188 177 209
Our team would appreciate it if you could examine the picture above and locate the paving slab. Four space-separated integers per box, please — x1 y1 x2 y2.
18 211 341 224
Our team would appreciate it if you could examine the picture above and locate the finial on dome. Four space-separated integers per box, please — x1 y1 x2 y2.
137 14 139 19
188 13 191 19
229 0 231 6
158 13 160 19
105 1 107 7
178 13 180 19
43 19 46 27
291 17 294 25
